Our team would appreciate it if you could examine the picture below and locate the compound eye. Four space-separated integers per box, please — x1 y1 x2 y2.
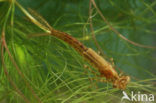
113 76 130 89
119 77 130 89
121 79 126 84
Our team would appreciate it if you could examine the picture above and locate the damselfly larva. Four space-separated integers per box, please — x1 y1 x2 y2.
17 1 130 90
50 29 130 90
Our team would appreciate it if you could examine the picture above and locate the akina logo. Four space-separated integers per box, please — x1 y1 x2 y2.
121 91 154 102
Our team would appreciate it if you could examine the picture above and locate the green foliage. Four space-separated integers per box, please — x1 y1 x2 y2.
0 0 156 103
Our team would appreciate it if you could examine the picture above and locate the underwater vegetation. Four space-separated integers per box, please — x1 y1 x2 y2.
0 0 156 103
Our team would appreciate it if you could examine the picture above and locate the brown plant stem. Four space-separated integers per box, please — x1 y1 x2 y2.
91 0 156 49
89 0 105 56
1 30 42 103
1 32 30 103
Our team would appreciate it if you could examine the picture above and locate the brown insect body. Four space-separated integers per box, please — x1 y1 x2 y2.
50 29 130 89
51 29 88 53
83 48 130 89
83 48 119 79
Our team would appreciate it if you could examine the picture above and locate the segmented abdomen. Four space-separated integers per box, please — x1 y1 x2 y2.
51 29 88 53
